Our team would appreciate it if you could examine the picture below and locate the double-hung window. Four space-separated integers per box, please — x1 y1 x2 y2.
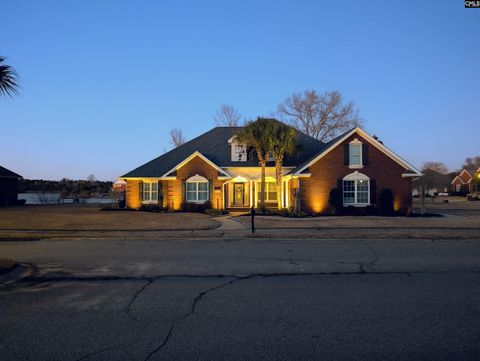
343 172 370 206
257 181 277 202
349 142 362 167
143 181 158 203
186 175 209 203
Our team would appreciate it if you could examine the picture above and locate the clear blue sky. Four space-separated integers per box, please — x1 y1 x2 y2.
1 0 479 180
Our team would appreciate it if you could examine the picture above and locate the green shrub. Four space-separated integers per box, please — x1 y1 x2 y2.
204 208 227 216
378 188 394 216
328 188 343 215
140 204 167 212
180 200 212 212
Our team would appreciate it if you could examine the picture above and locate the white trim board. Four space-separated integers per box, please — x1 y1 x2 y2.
294 127 422 176
451 175 464 185
162 151 231 178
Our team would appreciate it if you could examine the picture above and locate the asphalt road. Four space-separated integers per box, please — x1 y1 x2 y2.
1 238 480 360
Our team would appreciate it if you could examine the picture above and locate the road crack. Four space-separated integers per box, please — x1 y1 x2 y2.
75 341 129 361
126 279 153 321
143 277 242 360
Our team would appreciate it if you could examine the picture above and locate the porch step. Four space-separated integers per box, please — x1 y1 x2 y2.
226 207 251 213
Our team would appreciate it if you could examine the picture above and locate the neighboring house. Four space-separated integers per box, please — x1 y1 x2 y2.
412 169 454 196
121 125 421 214
451 167 480 194
112 179 127 192
0 165 22 206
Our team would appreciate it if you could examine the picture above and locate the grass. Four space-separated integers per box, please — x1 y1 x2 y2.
0 204 220 231
238 196 480 230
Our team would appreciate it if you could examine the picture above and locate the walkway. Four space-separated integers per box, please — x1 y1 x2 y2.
215 215 249 230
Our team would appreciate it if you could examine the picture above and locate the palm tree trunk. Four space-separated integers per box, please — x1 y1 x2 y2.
275 155 283 210
260 160 266 213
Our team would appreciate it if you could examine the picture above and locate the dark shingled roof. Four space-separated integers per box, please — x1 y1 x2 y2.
414 168 454 187
0 165 21 178
290 129 354 174
122 126 329 178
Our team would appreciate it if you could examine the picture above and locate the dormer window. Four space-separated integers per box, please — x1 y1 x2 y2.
234 144 246 161
348 139 363 168
229 137 247 162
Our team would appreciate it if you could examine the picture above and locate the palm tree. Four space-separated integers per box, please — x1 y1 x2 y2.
268 120 297 209
235 118 273 213
0 56 19 97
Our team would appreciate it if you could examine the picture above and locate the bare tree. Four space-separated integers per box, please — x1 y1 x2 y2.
214 104 241 127
462 156 480 170
421 161 448 174
419 178 426 215
277 90 361 142
170 128 186 148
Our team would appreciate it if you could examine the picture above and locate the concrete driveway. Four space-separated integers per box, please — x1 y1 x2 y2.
1 238 480 360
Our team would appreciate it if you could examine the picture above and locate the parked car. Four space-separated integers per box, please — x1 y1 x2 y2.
466 193 480 201
438 192 449 196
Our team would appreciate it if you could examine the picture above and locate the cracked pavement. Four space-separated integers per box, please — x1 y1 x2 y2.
1 238 480 360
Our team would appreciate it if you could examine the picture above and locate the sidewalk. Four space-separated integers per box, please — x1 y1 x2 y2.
0 212 479 241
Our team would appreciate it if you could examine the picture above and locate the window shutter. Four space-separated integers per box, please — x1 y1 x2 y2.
344 144 349 166
370 179 376 205
337 179 343 192
138 181 143 202
209 180 213 201
363 144 369 166
182 181 186 202
158 181 162 204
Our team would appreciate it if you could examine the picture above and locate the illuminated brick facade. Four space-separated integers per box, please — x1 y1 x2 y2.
122 126 420 215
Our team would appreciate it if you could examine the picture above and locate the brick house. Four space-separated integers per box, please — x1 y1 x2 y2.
451 168 480 194
121 125 421 214
0 165 22 206
412 169 454 196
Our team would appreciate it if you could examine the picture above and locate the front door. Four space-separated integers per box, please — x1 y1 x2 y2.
234 183 245 206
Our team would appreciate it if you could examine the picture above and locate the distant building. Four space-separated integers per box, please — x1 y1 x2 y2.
112 179 127 192
0 165 22 206
413 169 454 196
451 167 480 194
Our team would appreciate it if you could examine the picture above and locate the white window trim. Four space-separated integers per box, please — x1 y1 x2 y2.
186 175 209 203
343 171 370 207
349 138 363 169
143 181 159 204
230 140 247 162
257 181 278 202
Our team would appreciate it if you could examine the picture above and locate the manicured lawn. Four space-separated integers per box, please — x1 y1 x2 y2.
0 205 220 231
239 197 480 230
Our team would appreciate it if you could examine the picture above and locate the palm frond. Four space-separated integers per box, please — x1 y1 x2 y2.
0 56 19 97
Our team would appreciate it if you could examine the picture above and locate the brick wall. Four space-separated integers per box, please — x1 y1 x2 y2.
126 179 142 209
173 155 226 210
299 133 413 215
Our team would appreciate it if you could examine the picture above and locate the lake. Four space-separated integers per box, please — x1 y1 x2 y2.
18 193 113 205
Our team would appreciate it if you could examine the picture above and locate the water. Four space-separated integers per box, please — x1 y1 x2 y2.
18 192 113 205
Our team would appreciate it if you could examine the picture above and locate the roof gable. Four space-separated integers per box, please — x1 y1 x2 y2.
451 175 464 185
293 127 422 176
0 165 21 178
458 169 474 183
163 151 230 178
